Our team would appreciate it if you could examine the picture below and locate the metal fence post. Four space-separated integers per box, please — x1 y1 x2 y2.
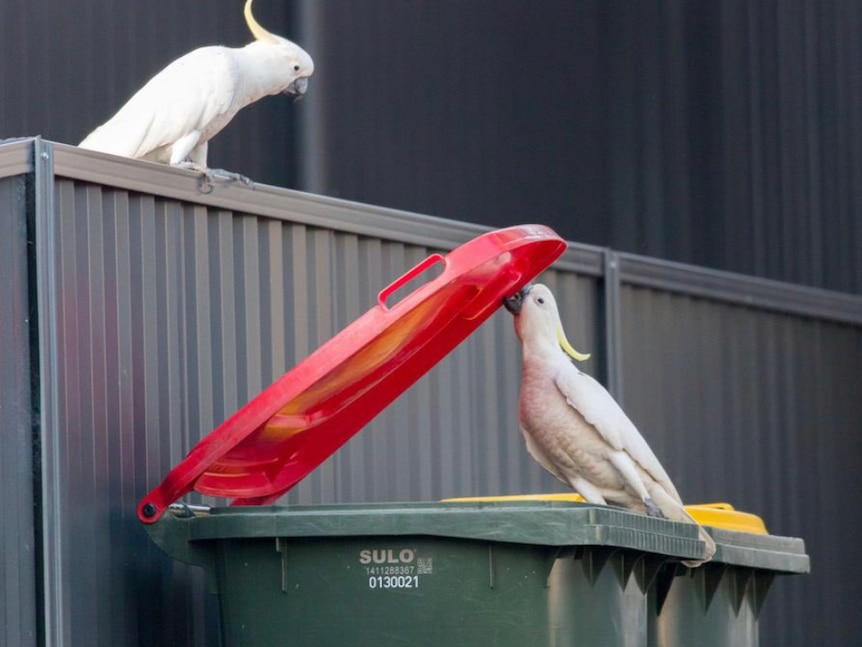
32 137 66 647
600 249 624 404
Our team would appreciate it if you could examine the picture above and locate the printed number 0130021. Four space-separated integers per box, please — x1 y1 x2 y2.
368 575 420 589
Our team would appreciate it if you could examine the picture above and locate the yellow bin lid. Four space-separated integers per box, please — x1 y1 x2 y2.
441 495 768 535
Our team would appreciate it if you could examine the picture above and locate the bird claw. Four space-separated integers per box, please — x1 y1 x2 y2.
644 498 667 519
197 168 254 194
173 162 253 194
208 168 254 187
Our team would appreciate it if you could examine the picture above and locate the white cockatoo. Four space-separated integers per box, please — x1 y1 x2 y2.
503 283 716 566
79 0 313 184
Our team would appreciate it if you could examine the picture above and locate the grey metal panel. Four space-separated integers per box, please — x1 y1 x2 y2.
31 144 604 646
619 252 862 326
0 139 35 179
0 174 38 647
52 143 607 276
619 285 862 647
6 138 861 647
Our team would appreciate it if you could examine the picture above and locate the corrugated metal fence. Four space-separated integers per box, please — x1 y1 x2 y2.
2 138 861 646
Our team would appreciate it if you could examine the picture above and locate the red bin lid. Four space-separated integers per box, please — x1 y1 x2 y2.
138 224 567 522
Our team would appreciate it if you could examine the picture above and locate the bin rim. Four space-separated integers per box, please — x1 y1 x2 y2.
145 500 809 574
442 495 769 535
147 500 710 564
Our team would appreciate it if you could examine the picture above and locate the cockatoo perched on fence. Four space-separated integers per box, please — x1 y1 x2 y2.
79 0 313 187
503 283 716 566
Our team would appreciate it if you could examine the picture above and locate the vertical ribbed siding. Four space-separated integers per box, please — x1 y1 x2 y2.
5 139 856 647
38 173 603 646
619 285 862 647
0 175 38 647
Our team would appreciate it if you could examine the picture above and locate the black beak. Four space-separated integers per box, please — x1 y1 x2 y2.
503 284 533 315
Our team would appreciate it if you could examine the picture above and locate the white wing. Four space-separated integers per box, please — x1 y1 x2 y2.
80 46 238 161
553 362 684 504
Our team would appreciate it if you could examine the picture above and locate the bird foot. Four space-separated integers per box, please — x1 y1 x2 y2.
174 162 254 194
644 498 667 519
209 168 254 187
197 168 254 194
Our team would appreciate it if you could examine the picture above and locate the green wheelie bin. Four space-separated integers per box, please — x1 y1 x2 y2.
145 500 708 647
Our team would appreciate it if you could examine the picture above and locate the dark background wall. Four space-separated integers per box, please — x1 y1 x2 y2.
3 0 861 294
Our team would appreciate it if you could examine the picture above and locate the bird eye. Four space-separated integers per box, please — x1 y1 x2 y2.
537 297 545 304
293 65 300 71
